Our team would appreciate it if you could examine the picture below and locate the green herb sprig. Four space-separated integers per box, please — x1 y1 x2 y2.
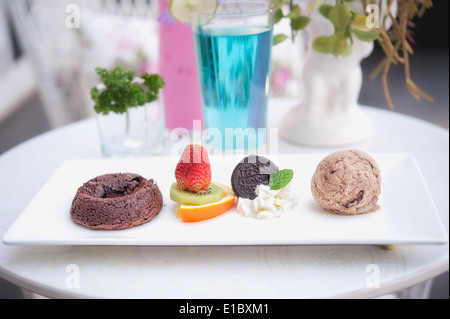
90 67 165 115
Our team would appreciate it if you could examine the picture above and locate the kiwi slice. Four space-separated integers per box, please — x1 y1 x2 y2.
170 183 223 205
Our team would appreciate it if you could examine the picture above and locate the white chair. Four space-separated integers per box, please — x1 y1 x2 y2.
0 0 37 124
0 0 13 74
5 0 159 128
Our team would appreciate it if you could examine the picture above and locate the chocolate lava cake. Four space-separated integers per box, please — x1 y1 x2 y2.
70 173 163 230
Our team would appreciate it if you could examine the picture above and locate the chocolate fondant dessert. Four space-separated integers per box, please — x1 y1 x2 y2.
70 173 163 230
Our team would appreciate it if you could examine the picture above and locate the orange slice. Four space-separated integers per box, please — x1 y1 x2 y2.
177 183 236 222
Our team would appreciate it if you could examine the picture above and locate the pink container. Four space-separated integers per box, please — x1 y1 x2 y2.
158 0 203 131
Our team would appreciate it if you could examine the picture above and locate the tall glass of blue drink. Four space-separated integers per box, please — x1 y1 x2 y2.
192 1 274 150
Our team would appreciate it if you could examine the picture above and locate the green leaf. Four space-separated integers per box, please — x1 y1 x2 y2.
312 36 330 53
379 245 395 250
349 8 358 20
269 169 294 190
328 34 348 56
271 0 285 10
351 15 371 32
308 0 325 15
341 41 353 57
318 4 332 19
274 7 284 24
312 35 348 56
353 28 379 42
328 3 352 28
290 16 310 31
273 33 289 45
286 4 301 19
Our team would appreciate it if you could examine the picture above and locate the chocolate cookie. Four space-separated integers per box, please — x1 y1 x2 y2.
70 173 163 230
231 155 278 199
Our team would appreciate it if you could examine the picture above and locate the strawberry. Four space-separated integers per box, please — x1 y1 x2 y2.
175 144 211 192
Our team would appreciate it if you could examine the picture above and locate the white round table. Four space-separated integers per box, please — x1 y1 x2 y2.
0 99 448 299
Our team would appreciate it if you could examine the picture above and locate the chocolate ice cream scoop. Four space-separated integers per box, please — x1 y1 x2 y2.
311 150 381 215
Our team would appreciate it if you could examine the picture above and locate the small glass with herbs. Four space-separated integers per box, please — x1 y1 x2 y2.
91 67 165 157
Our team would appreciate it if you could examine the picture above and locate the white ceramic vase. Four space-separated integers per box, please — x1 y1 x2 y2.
280 3 375 147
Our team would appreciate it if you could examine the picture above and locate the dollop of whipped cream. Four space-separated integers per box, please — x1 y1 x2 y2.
237 182 299 219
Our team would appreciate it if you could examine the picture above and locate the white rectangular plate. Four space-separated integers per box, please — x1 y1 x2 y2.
3 153 448 246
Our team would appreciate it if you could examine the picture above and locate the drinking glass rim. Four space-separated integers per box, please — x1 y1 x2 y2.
190 0 275 18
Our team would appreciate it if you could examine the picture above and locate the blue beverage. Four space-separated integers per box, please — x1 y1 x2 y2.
194 26 273 150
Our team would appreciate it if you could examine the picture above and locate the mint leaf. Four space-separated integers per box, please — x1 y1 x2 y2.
269 169 294 190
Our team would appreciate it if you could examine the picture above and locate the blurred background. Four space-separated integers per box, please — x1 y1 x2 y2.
0 0 448 298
